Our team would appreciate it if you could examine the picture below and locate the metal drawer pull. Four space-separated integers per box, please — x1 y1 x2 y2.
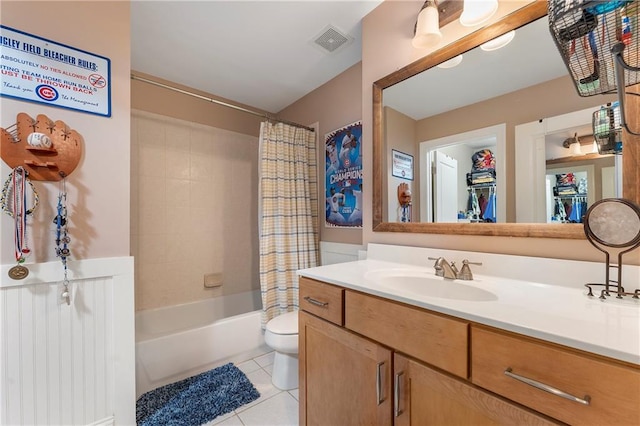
504 368 591 405
376 361 385 405
394 371 404 417
303 296 328 308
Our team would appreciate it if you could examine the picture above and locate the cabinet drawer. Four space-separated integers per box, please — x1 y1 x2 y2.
345 290 468 378
471 326 640 425
299 277 344 326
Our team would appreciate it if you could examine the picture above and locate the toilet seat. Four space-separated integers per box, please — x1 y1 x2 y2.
266 311 298 335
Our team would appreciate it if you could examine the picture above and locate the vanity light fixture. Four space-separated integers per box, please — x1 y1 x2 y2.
569 139 583 156
563 133 583 156
437 54 464 68
412 0 464 49
480 30 515 51
459 0 499 27
412 1 442 48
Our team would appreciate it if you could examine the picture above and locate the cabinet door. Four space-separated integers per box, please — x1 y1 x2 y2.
393 354 557 426
299 311 392 426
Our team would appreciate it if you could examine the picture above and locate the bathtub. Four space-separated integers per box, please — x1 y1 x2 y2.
135 290 269 396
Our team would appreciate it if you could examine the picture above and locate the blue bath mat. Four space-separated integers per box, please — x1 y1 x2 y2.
136 363 260 425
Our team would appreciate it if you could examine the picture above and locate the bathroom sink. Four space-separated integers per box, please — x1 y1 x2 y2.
364 269 497 301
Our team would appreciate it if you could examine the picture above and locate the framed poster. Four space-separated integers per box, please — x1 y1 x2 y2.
325 120 363 228
392 149 413 180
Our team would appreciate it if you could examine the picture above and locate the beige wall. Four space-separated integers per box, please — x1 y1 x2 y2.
1 1 131 263
131 71 265 137
384 106 419 222
131 111 259 311
278 63 363 245
359 0 638 264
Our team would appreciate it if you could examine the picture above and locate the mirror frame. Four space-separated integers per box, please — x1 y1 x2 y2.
372 2 639 239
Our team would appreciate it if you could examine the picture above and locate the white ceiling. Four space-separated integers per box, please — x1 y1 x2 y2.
130 0 384 114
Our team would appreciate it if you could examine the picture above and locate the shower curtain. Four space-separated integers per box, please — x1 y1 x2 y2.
258 121 319 328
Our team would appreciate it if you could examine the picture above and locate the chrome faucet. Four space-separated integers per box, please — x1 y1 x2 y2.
428 257 482 280
428 257 458 279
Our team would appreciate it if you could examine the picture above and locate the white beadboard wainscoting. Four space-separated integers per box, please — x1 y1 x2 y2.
319 241 365 266
0 257 135 426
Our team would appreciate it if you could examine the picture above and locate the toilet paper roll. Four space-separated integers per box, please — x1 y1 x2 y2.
27 132 52 148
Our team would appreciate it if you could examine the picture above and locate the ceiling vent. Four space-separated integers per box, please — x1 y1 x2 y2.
312 25 353 54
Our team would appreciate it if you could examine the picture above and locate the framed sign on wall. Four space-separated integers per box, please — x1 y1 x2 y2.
392 149 413 180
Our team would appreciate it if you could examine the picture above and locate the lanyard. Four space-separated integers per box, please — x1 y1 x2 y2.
1 167 39 280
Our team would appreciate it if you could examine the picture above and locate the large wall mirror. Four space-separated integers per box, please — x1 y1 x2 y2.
373 2 638 239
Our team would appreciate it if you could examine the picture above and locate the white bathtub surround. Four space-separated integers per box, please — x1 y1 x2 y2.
135 290 270 396
0 256 135 426
131 110 260 312
298 243 640 365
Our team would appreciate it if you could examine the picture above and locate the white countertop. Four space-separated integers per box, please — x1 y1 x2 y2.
298 257 640 365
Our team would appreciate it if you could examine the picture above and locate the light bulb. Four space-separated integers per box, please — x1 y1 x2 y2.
460 0 499 27
569 141 582 156
412 4 442 49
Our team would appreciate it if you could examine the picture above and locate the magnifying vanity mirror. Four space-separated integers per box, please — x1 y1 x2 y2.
373 2 638 239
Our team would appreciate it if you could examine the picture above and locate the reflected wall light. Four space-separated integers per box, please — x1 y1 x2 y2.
460 0 499 27
480 30 515 51
437 54 464 68
412 1 442 48
563 133 583 156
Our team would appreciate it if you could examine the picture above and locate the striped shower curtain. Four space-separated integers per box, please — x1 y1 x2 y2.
258 121 319 328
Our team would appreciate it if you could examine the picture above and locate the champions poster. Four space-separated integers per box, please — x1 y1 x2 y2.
325 121 363 228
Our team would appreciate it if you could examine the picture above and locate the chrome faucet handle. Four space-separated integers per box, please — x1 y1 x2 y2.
427 256 444 277
450 261 459 276
458 259 483 281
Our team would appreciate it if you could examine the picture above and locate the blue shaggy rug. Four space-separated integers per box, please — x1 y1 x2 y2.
136 363 260 425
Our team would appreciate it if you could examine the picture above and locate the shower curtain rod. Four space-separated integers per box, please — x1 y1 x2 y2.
131 74 315 132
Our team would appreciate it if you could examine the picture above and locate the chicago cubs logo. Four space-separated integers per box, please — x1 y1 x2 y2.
35 85 59 101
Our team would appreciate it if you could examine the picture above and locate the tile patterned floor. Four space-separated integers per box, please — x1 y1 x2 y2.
204 351 299 426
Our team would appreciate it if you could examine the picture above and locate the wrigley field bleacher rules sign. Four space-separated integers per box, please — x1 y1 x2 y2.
1 25 111 117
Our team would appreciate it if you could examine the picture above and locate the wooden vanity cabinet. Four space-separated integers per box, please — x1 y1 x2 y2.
345 290 468 379
299 278 556 425
471 325 640 426
299 311 393 426
393 354 557 426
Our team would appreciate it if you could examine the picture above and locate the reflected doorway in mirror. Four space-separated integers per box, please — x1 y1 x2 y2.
418 124 506 224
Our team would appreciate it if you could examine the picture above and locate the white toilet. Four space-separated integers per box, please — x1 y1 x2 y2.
264 310 299 390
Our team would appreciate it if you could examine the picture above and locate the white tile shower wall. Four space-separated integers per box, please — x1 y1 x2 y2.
131 110 260 311
0 257 135 425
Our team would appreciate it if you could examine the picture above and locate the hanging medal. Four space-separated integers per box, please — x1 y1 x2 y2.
0 167 39 280
54 173 71 305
